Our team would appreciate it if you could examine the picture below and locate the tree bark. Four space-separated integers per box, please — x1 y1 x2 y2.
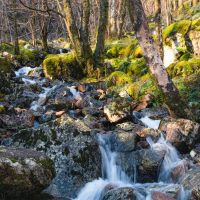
13 0 19 55
117 0 127 39
94 0 109 66
155 0 164 60
128 0 189 118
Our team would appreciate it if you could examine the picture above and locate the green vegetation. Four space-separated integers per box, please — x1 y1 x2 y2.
163 20 191 44
43 53 83 81
167 58 200 77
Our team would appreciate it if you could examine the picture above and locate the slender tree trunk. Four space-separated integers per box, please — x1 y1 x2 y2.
155 0 164 60
117 0 127 39
63 0 84 63
94 0 109 66
41 21 49 52
63 0 94 75
13 0 19 55
128 0 189 118
80 0 94 75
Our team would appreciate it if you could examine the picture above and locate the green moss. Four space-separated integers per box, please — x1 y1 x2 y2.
167 58 200 77
106 71 133 87
43 53 83 81
16 48 47 66
40 158 55 172
163 20 191 43
105 38 139 58
127 73 163 105
127 58 148 78
0 42 14 54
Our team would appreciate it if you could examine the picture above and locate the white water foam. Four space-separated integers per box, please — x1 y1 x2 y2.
74 116 190 200
15 66 36 77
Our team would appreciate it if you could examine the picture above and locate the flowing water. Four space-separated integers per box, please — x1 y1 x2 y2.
15 66 190 199
75 116 190 200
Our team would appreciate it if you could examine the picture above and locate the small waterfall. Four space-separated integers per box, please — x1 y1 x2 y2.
67 86 82 100
30 86 56 111
15 66 36 77
74 115 190 200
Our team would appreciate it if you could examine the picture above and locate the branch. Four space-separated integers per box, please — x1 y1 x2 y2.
18 0 65 18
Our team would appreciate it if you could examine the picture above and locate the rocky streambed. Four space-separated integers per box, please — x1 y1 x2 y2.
0 65 200 200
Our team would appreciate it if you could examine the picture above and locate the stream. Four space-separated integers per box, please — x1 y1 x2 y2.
14 66 191 200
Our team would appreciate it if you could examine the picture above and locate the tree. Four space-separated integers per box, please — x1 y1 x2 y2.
94 0 109 66
155 0 163 60
128 0 189 118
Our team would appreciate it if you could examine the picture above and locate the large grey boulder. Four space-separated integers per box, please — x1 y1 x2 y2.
0 146 55 200
159 117 200 153
13 114 101 198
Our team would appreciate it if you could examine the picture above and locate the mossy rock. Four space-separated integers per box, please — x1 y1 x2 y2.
106 71 133 87
127 58 148 78
167 58 200 77
16 48 47 66
127 73 163 106
43 53 84 81
0 42 14 54
0 57 14 94
163 20 191 44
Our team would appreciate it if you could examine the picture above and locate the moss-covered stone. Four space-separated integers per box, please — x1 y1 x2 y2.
43 53 83 81
163 20 191 44
167 58 200 77
106 71 133 87
0 57 14 94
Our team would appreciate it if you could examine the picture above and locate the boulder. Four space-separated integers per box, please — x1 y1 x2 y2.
13 114 101 198
159 117 200 153
116 148 164 183
108 123 143 152
0 57 15 95
104 97 132 123
0 108 35 129
180 167 200 200
0 146 55 199
151 192 175 200
102 187 137 200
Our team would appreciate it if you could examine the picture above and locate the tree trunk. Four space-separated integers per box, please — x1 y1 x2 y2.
117 0 127 39
63 0 94 75
94 0 109 66
63 0 84 63
128 0 189 118
13 0 19 55
80 0 94 76
155 0 164 60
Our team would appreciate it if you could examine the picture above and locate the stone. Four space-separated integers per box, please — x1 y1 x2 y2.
0 146 55 200
180 167 200 200
102 187 137 200
151 192 175 200
116 148 164 183
0 109 35 129
159 117 200 153
13 114 101 199
104 98 131 123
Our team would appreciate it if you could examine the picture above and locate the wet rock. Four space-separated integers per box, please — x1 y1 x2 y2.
13 114 101 198
0 109 35 129
140 107 169 120
0 146 55 199
170 160 188 183
0 58 15 94
151 192 175 200
47 86 75 110
159 117 200 153
116 148 164 183
108 124 143 152
133 94 152 112
180 167 200 200
102 187 137 200
104 98 132 123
